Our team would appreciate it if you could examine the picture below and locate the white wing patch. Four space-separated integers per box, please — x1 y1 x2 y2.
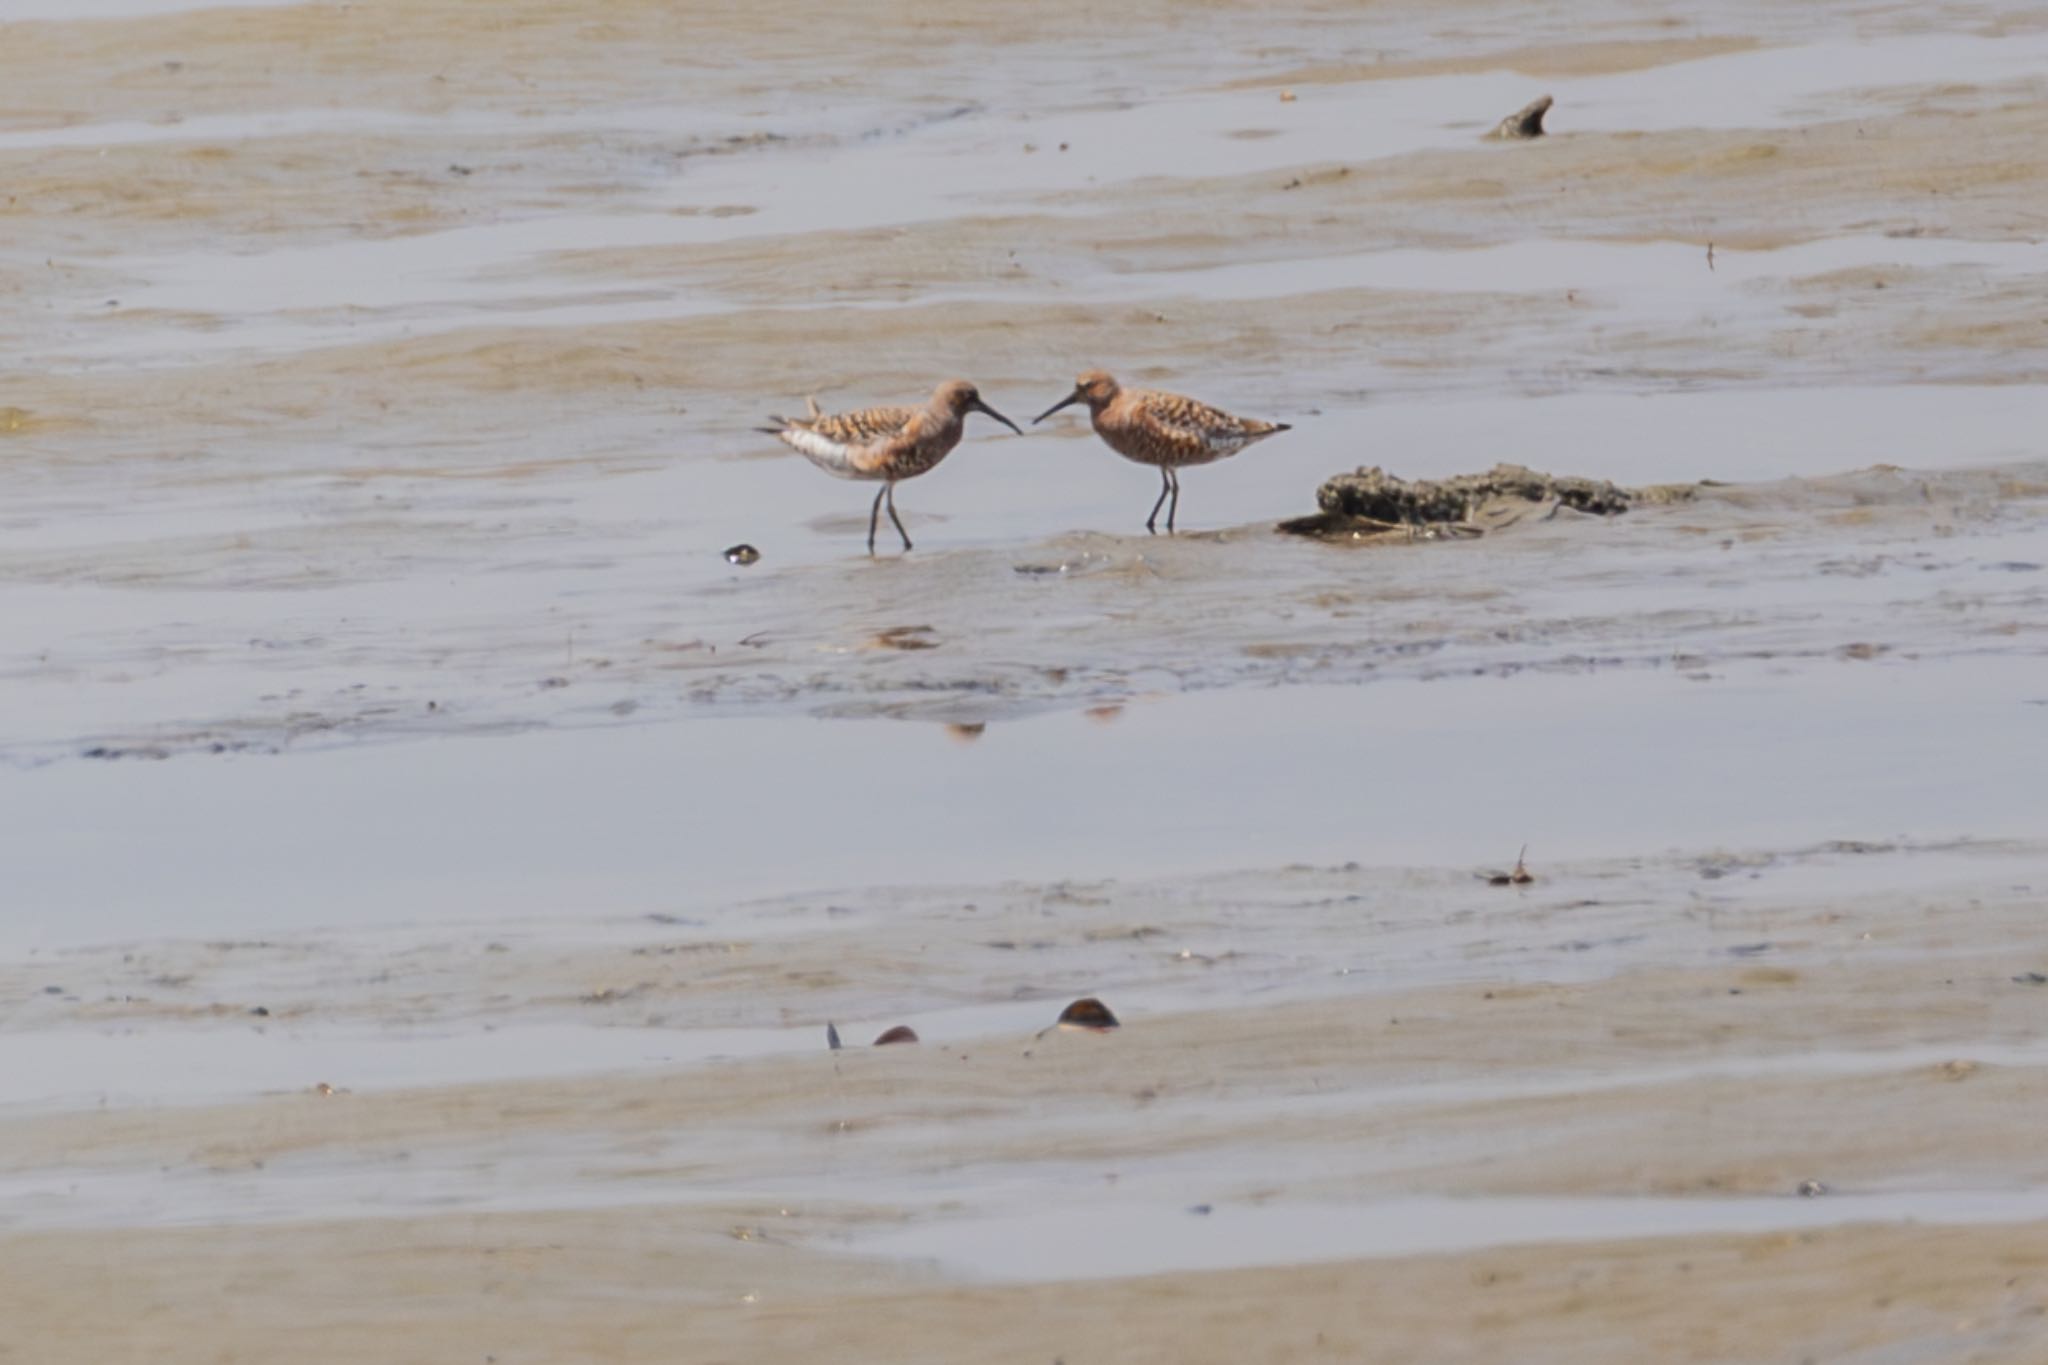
779 425 865 478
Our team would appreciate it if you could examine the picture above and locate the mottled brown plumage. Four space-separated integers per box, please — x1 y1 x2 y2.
759 379 1020 553
1034 370 1290 533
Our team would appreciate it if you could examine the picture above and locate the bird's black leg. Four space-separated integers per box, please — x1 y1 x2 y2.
1146 467 1171 535
1166 468 1181 534
885 482 912 552
867 484 887 556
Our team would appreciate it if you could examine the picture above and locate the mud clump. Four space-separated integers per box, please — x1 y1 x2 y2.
1486 94 1554 141
1279 463 1693 542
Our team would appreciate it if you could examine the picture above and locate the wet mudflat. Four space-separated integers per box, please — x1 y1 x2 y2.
5 838 2048 1361
3 0 2047 1360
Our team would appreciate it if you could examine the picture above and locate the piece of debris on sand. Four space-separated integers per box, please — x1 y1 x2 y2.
1278 463 1694 543
1485 94 1553 140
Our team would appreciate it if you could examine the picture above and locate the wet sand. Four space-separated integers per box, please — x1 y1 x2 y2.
6 840 2048 1360
4 0 2048 1359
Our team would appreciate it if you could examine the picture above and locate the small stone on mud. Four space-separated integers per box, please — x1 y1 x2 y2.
724 543 761 566
1796 1179 1830 1197
873 1025 919 1046
2013 972 2048 985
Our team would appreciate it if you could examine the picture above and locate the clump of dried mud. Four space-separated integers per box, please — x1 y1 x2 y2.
1278 462 1695 540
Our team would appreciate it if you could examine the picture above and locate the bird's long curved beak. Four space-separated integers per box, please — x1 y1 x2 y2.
1033 387 1085 425
972 398 1024 436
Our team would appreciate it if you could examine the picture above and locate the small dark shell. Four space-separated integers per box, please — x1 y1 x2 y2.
872 1025 920 1046
1055 997 1119 1031
724 543 762 566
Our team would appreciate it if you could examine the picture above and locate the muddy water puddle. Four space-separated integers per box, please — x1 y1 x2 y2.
3 655 2043 947
852 1188 2048 1281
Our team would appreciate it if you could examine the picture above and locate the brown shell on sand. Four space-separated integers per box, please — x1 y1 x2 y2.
1055 997 1120 1031
873 1025 920 1046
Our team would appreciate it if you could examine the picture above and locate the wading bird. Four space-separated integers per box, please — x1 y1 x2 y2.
760 380 1021 553
1035 370 1290 533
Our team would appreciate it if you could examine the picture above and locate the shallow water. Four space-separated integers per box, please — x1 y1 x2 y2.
0 992 1096 1111
853 1187 2048 1280
4 655 2043 947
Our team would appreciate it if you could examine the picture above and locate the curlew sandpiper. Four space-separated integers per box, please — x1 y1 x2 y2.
1034 370 1289 533
759 380 1020 553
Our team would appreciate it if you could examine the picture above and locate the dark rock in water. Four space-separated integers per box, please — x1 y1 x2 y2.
873 1024 920 1046
724 543 761 566
1487 94 1553 140
1278 463 1694 541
